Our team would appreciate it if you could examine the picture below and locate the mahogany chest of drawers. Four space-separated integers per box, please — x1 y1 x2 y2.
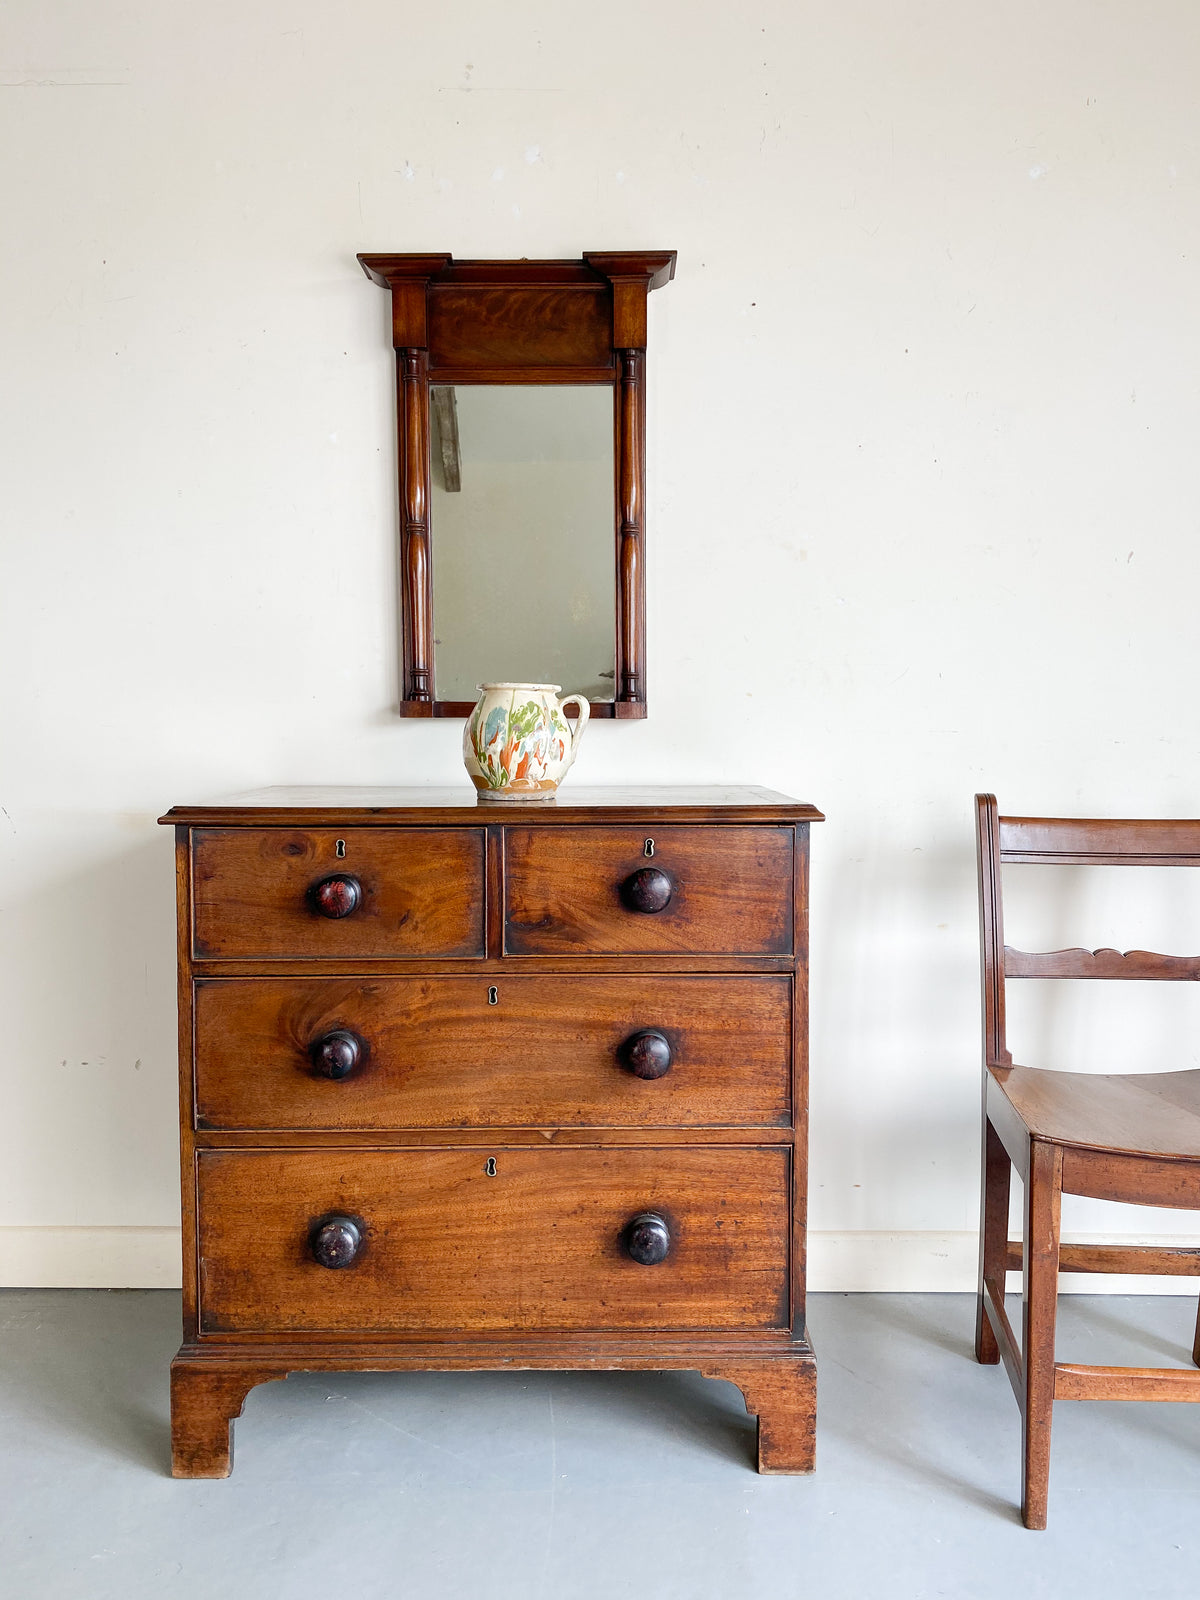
160 786 822 1476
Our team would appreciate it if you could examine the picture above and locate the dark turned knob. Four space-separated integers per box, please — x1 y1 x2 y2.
310 874 361 919
621 867 673 914
310 1029 364 1081
623 1211 671 1266
310 1216 362 1268
620 1029 673 1080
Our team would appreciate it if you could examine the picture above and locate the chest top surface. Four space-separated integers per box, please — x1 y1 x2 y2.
160 785 824 827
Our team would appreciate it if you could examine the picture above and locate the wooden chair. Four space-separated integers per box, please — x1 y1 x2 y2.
974 795 1200 1528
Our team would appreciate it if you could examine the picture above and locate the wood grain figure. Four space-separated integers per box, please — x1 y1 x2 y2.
193 973 793 1130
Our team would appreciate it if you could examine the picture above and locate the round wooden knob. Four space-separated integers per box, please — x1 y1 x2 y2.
310 874 361 919
310 1216 362 1268
623 1211 671 1265
620 1029 673 1079
310 1029 364 1080
621 867 673 914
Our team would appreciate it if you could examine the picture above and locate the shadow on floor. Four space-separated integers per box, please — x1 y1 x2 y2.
249 1363 760 1476
2 1290 760 1480
0 1287 180 1475
809 1293 1019 1521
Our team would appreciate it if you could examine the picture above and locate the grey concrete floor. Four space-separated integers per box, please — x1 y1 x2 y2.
1 1291 1198 1598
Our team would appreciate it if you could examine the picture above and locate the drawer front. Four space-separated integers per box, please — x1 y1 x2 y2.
193 975 792 1130
191 828 485 960
504 826 794 956
196 1147 790 1334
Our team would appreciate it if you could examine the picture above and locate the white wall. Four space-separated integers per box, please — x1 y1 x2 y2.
3 0 1199 1290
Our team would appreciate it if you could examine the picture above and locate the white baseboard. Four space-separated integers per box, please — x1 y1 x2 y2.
808 1231 1200 1295
0 1227 1195 1294
0 1227 182 1288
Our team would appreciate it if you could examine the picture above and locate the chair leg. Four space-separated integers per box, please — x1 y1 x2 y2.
975 1115 1011 1364
1021 1139 1063 1530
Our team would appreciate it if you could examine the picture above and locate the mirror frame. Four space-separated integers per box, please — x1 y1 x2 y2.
357 251 676 718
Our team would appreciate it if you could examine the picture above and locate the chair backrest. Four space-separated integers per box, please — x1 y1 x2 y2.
975 794 1200 1068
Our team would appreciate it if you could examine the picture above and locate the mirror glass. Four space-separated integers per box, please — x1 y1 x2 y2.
430 385 616 702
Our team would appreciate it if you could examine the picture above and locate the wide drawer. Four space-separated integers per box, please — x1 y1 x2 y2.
191 828 485 960
503 826 794 956
196 1146 790 1334
192 975 792 1129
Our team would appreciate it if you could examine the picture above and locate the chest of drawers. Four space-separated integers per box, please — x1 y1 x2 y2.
160 786 822 1477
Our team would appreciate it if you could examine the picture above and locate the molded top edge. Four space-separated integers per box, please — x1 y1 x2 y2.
358 252 677 292
159 785 823 826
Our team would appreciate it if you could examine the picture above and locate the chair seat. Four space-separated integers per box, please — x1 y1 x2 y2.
991 1065 1200 1160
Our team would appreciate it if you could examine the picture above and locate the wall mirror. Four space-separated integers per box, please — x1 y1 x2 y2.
357 252 676 718
430 384 616 702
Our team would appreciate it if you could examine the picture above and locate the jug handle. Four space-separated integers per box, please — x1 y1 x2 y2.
559 694 590 773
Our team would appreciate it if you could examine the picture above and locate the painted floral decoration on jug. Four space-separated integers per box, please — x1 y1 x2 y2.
463 683 590 801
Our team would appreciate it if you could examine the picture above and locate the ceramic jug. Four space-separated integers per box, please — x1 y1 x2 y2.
463 683 590 801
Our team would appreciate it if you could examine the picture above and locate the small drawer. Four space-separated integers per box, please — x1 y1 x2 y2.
192 974 792 1130
503 826 794 956
191 828 485 960
196 1146 790 1334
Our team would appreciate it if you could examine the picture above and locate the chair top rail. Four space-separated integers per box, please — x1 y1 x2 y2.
999 816 1200 865
1004 946 1200 980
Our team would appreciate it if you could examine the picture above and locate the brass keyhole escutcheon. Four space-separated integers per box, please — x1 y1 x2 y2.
644 838 655 858
488 986 499 1005
484 1157 498 1177
335 838 347 858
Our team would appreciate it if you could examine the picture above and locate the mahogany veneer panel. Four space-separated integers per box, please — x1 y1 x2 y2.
196 1146 791 1334
427 284 613 373
193 974 792 1130
504 826 793 956
192 828 485 960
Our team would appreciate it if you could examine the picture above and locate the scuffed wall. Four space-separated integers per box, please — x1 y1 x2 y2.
2 0 1199 1286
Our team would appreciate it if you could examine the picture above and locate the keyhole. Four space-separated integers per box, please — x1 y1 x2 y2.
484 1157 497 1177
488 986 499 1005
644 838 655 858
335 839 346 859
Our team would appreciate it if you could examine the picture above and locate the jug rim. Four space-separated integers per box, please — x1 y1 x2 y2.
476 682 563 693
